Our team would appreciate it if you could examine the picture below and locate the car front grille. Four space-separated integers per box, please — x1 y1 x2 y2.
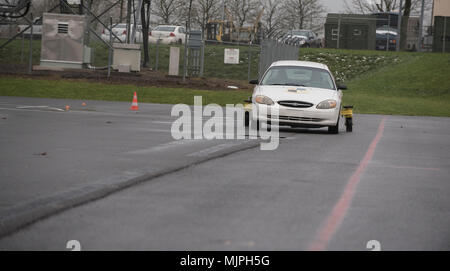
267 115 323 122
278 100 313 108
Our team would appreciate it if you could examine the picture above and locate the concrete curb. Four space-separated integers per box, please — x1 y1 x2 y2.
0 139 261 239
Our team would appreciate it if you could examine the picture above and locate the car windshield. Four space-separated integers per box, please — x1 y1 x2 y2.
291 30 309 37
261 66 336 90
154 26 176 32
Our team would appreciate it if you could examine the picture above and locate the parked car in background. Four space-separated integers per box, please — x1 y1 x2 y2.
101 24 145 43
17 17 42 38
148 25 186 45
289 29 322 48
375 26 398 51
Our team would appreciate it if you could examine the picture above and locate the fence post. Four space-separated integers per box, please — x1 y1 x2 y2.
28 13 33 75
397 0 403 51
108 16 113 78
418 0 425 51
386 14 390 51
200 41 204 77
443 17 447 54
21 32 25 63
155 39 159 71
247 46 251 81
337 14 341 49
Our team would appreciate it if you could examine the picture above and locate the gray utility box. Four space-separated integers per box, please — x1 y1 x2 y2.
187 30 204 77
40 13 91 69
325 13 376 50
112 43 141 72
188 30 204 48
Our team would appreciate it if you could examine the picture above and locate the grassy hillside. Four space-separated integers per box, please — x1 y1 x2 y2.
299 48 413 82
344 53 450 116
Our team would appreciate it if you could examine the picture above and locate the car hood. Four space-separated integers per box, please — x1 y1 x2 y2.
254 85 339 105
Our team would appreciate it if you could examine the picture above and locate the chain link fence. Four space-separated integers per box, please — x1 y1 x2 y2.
258 39 300 80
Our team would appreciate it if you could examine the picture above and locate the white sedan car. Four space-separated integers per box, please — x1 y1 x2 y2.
101 24 144 43
251 61 346 134
149 25 186 45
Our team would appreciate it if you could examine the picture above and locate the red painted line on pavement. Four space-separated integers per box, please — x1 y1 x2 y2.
308 116 387 251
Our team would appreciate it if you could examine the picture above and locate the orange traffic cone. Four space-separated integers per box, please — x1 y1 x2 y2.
130 91 139 111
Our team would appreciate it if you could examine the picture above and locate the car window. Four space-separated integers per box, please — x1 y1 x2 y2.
154 26 176 32
261 66 335 90
291 30 309 37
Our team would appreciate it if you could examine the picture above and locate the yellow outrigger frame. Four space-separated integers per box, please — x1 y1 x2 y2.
341 105 353 132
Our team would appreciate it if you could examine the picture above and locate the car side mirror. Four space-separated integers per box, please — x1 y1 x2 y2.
337 84 347 90
249 79 259 85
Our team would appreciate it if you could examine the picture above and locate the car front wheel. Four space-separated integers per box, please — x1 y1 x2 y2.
328 116 339 134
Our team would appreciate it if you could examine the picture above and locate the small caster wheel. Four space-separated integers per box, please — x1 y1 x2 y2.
345 118 353 132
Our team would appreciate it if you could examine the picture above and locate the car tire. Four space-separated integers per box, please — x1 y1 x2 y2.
328 116 339 134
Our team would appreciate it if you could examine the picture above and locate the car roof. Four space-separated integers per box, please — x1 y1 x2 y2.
270 61 330 71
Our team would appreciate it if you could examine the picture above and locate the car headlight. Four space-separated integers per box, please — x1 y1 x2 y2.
254 95 274 105
316 99 337 109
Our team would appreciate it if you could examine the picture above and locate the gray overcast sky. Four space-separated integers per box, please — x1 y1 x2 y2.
321 0 347 13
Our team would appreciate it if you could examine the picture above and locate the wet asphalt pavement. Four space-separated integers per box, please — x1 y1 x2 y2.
0 96 449 250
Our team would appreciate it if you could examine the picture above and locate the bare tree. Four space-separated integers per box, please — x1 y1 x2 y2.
194 0 219 33
262 0 284 35
343 0 426 15
227 0 260 28
281 0 325 30
153 0 182 24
